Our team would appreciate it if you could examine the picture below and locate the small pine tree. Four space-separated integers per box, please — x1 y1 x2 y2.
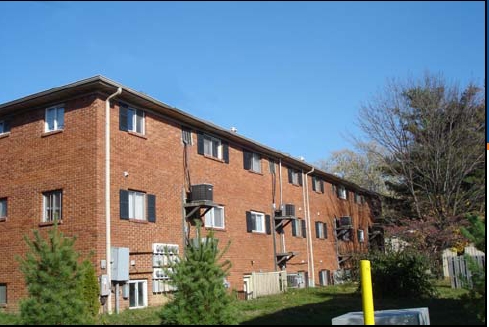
18 223 93 325
160 225 237 325
80 259 101 318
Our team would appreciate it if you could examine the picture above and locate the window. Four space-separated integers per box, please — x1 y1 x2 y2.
45 105 64 132
288 168 302 186
129 191 145 220
119 104 145 135
357 229 365 243
0 198 6 219
197 133 229 163
319 270 330 286
0 120 10 135
0 284 6 305
246 211 271 234
292 219 306 238
354 193 364 204
120 190 156 222
205 206 225 229
128 108 145 134
337 185 347 200
43 190 62 222
243 151 261 173
204 135 221 158
182 127 192 145
129 280 147 309
269 159 276 174
312 176 324 193
315 222 327 239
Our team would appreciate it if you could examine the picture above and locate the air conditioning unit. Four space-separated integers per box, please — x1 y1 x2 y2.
278 204 295 217
339 216 352 226
153 268 172 279
190 184 213 202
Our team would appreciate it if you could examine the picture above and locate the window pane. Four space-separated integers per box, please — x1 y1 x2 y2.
252 154 261 172
0 285 5 304
134 193 144 220
129 283 136 307
204 210 212 227
44 194 52 221
128 192 134 219
204 138 212 156
53 192 61 220
56 107 64 129
127 109 135 132
0 200 6 218
212 140 219 158
253 213 264 232
46 108 55 131
136 110 144 134
137 282 145 307
0 121 4 134
214 208 224 228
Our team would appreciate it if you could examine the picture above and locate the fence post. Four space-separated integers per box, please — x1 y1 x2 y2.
360 260 375 325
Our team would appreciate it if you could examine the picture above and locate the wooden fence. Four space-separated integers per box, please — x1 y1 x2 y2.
447 255 485 289
243 271 287 300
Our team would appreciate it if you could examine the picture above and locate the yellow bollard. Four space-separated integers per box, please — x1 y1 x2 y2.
360 260 375 325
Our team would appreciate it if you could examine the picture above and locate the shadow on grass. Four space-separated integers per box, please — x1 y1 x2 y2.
240 292 483 325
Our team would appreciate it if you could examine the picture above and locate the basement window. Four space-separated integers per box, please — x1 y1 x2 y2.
129 280 147 309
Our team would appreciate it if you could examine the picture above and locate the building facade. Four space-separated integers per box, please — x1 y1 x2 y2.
0 76 382 312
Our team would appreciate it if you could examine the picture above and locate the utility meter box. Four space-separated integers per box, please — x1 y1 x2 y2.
111 247 129 281
100 274 110 296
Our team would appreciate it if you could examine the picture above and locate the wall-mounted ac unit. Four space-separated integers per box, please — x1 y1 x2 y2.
153 268 172 280
190 184 213 202
152 243 179 254
339 216 352 226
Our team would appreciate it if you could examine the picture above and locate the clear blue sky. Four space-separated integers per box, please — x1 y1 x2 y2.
0 1 484 163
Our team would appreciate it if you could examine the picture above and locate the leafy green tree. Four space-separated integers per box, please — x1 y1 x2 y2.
80 259 101 318
18 224 94 325
160 225 236 325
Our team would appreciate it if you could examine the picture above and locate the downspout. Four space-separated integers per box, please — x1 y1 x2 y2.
305 166 315 287
105 87 122 314
278 159 285 253
301 169 310 285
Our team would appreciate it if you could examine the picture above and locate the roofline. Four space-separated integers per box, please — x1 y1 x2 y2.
0 75 378 197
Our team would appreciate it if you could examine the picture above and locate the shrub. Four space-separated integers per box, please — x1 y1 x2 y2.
80 259 101 318
160 226 237 325
357 249 437 299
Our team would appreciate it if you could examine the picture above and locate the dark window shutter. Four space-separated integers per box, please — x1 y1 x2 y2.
222 142 229 163
197 132 204 155
265 215 271 235
320 180 324 193
298 172 303 186
319 270 324 285
246 211 253 233
243 151 252 170
288 168 293 184
312 177 317 192
315 222 320 238
301 220 306 238
324 223 328 239
3 120 10 133
147 194 156 223
120 190 129 220
292 220 297 237
119 103 128 131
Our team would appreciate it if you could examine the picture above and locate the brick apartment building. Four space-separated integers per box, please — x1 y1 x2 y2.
0 76 382 312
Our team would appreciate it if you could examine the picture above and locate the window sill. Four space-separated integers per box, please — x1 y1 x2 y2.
39 220 63 227
290 183 302 188
127 131 147 139
247 170 263 176
0 303 6 308
313 190 324 194
129 219 149 224
251 231 267 235
205 227 226 232
203 154 225 163
0 218 6 222
42 129 64 137
0 132 10 139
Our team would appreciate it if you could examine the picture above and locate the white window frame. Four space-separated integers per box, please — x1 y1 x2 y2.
128 191 146 220
203 135 222 159
251 211 265 233
314 178 321 192
127 108 145 135
251 153 261 173
293 219 302 237
43 190 62 222
204 206 225 229
0 284 6 305
128 280 148 309
358 229 365 243
44 105 64 132
0 198 7 219
338 185 347 200
291 170 299 185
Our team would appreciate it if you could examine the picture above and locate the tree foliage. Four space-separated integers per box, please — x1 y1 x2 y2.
358 72 485 222
18 224 95 325
160 226 236 325
80 259 101 318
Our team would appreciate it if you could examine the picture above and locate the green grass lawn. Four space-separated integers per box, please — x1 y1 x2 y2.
0 281 482 325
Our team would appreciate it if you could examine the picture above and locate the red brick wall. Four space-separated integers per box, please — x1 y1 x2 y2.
0 92 376 312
